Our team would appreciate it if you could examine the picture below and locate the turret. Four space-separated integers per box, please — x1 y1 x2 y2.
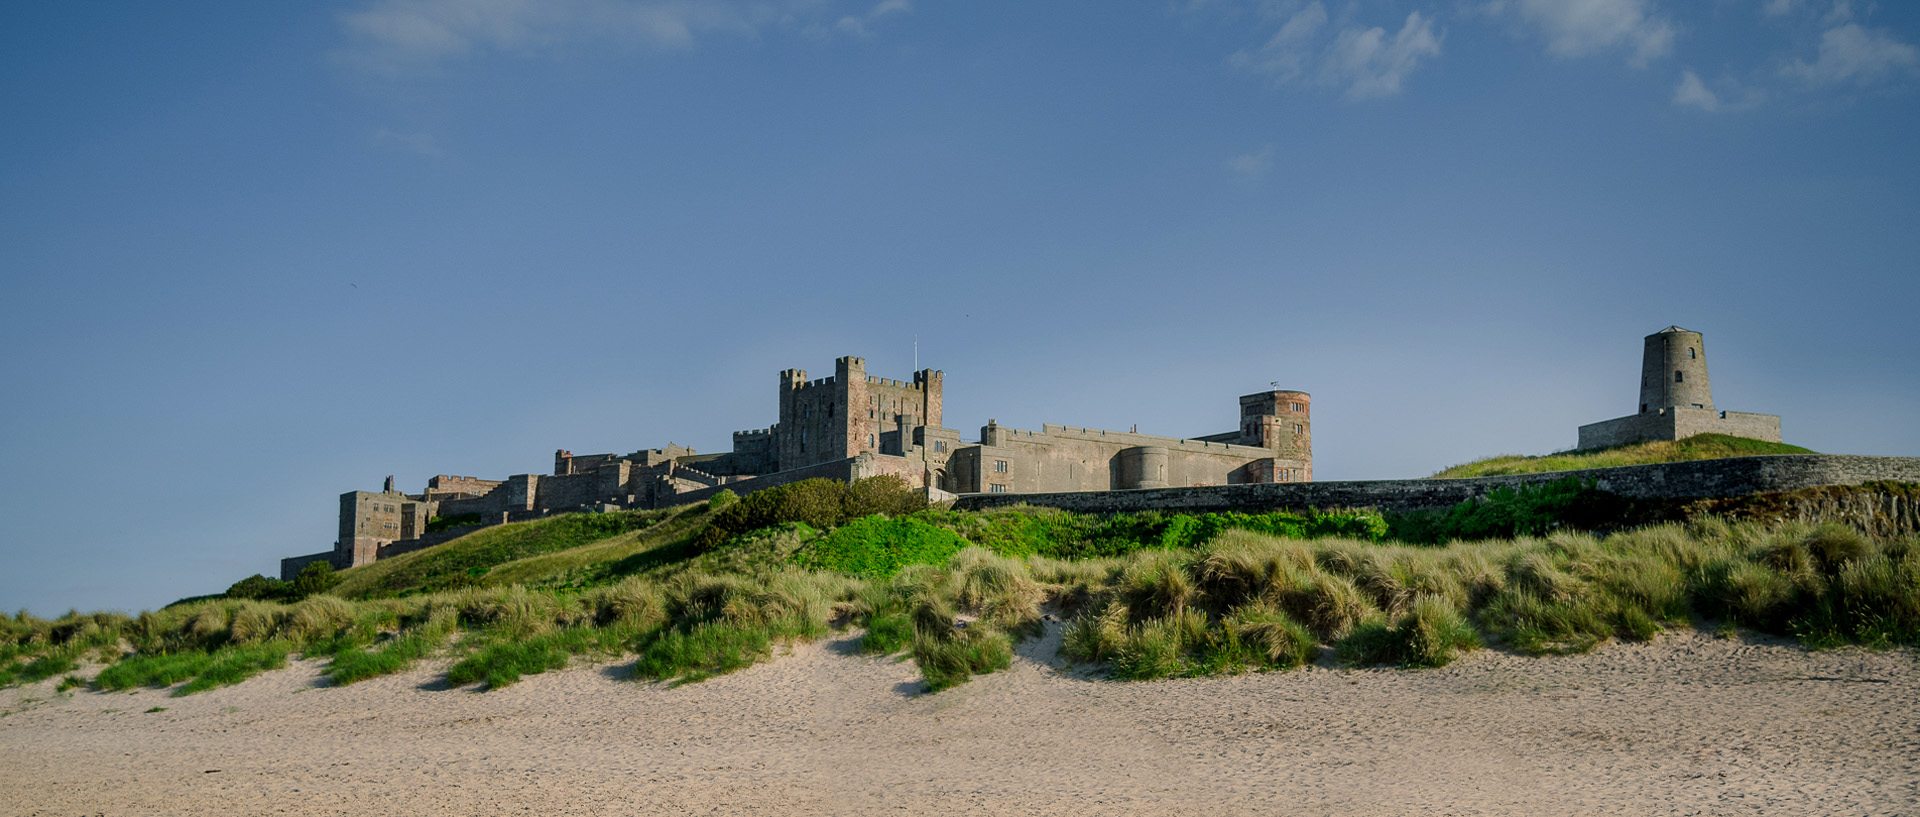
1639 326 1713 413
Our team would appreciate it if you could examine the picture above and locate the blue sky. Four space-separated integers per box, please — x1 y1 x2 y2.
3 0 1917 616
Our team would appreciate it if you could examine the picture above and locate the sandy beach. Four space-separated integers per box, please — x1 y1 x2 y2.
3 625 1914 817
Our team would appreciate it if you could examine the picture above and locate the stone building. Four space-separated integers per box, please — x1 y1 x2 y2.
281 357 1313 578
1576 326 1782 449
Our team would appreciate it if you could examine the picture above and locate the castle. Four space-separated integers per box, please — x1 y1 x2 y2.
281 357 1312 579
1577 326 1781 449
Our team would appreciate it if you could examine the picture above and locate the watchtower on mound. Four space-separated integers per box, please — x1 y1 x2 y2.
1640 326 1713 413
1578 326 1781 449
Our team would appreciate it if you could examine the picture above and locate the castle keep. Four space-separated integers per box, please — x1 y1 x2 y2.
282 357 1312 579
1577 327 1782 449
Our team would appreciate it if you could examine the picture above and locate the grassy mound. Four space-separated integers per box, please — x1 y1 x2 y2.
1431 433 1813 479
329 508 694 597
9 471 1916 699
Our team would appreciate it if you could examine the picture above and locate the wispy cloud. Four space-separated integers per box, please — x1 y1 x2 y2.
1672 71 1765 112
1783 22 1919 86
833 0 910 38
337 0 869 73
1324 12 1443 99
1228 144 1274 180
1481 0 1675 67
1231 3 1444 100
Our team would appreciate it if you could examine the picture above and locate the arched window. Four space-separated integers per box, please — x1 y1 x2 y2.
1688 347 1696 359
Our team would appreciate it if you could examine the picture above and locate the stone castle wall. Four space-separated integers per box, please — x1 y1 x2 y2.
953 455 1920 516
1579 408 1784 449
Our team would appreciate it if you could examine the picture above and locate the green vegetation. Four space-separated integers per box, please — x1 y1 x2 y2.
330 510 671 597
1389 477 1627 544
224 561 341 603
6 470 1916 699
425 512 485 534
694 477 930 552
1431 433 1814 479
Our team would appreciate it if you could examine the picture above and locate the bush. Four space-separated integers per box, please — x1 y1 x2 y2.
225 574 290 601
426 513 484 534
694 476 929 553
707 490 738 511
1389 478 1628 544
288 562 342 600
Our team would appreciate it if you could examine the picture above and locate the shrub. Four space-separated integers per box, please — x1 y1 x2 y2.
707 490 738 511
695 476 928 553
1389 478 1627 544
225 574 290 601
288 562 342 600
425 513 484 534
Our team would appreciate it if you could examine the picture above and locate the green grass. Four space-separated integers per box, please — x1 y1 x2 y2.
798 515 973 578
15 470 1919 700
94 652 215 691
1431 433 1814 479
178 642 292 694
329 509 673 597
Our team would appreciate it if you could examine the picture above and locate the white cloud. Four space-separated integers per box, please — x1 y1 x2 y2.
1672 70 1765 112
1230 3 1443 99
1484 0 1676 67
833 0 911 39
1784 23 1920 85
1323 12 1444 99
1228 144 1275 180
1762 0 1800 16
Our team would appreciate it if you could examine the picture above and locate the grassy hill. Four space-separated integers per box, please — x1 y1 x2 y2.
7 472 1915 702
1430 433 1814 479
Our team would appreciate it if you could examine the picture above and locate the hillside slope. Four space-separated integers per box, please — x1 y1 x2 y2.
1430 433 1814 479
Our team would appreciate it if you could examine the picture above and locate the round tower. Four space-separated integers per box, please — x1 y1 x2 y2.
1638 326 1713 413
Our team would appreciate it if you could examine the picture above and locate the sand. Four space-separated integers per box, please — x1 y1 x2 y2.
3 625 1915 816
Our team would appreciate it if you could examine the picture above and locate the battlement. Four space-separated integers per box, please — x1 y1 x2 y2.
298 353 1306 574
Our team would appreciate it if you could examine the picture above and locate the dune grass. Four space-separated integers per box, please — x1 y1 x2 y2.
1431 433 1814 479
9 474 1918 699
328 508 681 598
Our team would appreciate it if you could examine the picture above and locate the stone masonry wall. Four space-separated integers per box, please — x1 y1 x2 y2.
953 455 1920 516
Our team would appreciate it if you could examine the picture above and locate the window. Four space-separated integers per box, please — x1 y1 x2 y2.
989 484 1009 493
1689 347 1696 359
934 441 947 453
1290 402 1303 412
1293 424 1303 434
1691 403 1704 409
993 460 1009 473
1675 371 1684 383
868 434 875 446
